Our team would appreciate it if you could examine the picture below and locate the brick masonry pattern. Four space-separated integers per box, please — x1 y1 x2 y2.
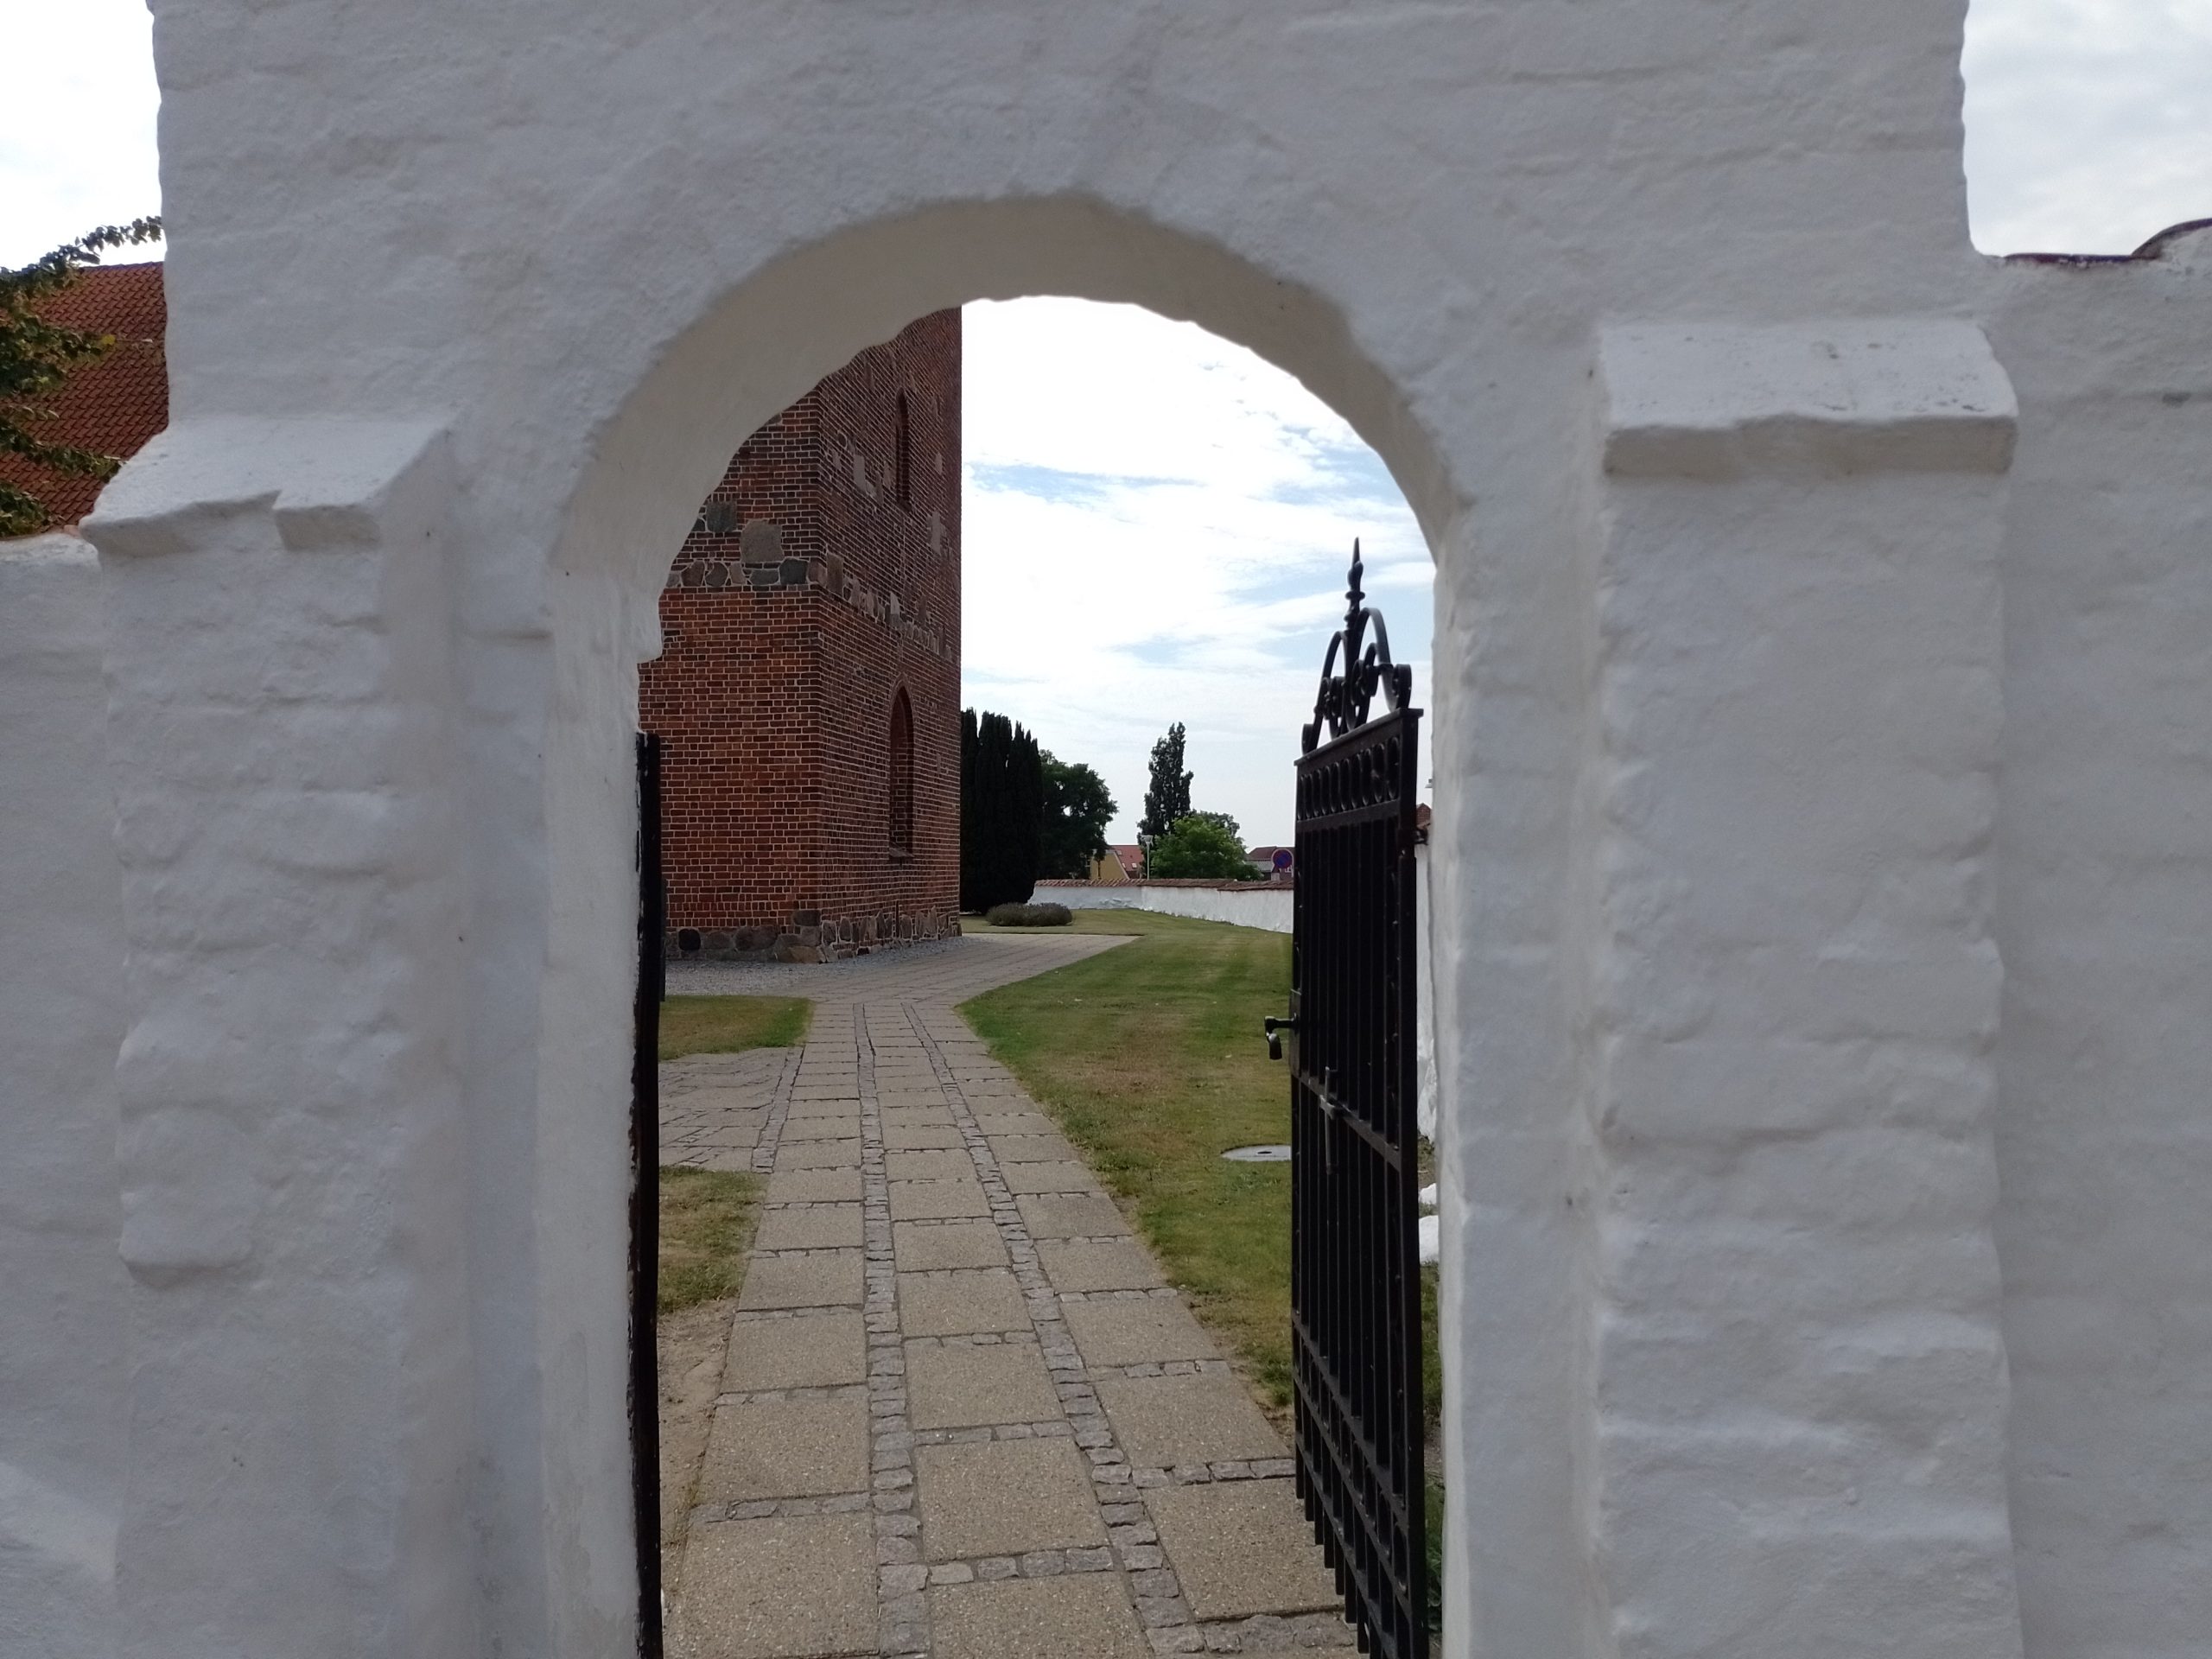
640 310 963 961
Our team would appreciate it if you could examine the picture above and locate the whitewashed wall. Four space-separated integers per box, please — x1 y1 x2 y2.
1 3 2202 1656
0 536 123 1659
1038 880 1294 933
1985 227 2212 1659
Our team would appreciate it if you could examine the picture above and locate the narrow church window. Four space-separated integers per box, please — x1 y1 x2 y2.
888 688 915 855
894 391 913 510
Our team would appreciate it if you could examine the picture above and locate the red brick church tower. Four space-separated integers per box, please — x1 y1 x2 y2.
641 312 962 959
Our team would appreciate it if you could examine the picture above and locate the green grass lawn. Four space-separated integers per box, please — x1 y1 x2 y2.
963 909 1305 1404
656 1166 763 1315
658 994 811 1062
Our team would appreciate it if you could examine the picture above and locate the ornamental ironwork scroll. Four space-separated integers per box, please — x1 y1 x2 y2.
1303 542 1413 754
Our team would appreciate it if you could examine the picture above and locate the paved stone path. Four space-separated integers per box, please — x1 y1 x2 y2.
658 932 1354 1658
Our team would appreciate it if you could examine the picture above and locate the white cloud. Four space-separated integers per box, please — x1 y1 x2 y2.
1964 0 2212 252
0 0 163 266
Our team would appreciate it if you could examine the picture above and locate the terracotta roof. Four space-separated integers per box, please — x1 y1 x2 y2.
1 262 168 531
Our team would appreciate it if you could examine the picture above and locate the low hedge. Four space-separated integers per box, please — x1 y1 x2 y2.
984 901 1073 927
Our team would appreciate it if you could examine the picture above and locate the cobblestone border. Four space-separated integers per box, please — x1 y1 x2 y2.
854 1005 931 1656
746 1044 804 1176
904 1001 1204 1654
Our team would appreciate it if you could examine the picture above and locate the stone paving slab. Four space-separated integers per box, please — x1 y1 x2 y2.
779 1115 861 1140
897 1268 1029 1337
738 1250 865 1311
673 1512 876 1659
985 1133 1078 1164
972 1111 1054 1136
887 1179 992 1221
1036 1238 1162 1294
1146 1481 1344 1620
701 1393 870 1501
999 1160 1103 1195
1062 1299 1220 1367
776 1139 861 1169
884 1123 966 1149
927 1574 1151 1659
767 1168 863 1205
916 1438 1108 1559
906 1340 1062 1428
884 1148 974 1182
754 1205 864 1252
1094 1373 1287 1468
723 1311 868 1392
1017 1192 1131 1238
893 1220 1007 1271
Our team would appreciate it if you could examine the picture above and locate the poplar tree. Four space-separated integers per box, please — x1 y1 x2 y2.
1138 722 1192 842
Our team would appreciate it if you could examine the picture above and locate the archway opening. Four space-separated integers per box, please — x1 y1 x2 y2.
566 219 1456 1656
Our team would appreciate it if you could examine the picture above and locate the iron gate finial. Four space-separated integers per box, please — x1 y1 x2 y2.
1304 541 1413 753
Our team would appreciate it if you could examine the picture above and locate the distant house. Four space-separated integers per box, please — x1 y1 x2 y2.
1086 851 1131 885
1109 843 1144 879
0 263 168 531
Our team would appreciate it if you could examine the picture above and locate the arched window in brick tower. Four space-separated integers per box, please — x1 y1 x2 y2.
894 391 912 510
888 687 915 855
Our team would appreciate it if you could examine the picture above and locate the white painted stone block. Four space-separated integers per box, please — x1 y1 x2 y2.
1600 321 2018 478
84 423 480 1659
1584 325 2024 1659
0 536 124 1659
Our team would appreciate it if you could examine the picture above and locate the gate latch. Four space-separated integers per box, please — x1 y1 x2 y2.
1263 1014 1297 1061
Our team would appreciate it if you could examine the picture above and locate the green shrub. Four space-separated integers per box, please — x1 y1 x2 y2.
985 901 1072 927
1146 813 1253 880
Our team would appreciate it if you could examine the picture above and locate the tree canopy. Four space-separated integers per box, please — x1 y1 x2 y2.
1039 753 1116 879
1 219 163 537
1147 813 1254 880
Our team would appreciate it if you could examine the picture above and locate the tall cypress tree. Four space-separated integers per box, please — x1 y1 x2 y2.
960 708 1045 910
959 708 982 911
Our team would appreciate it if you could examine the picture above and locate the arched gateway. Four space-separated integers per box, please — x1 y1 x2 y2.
1 3 2207 1656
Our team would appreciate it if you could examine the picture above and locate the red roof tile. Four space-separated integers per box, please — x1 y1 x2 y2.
1 263 168 531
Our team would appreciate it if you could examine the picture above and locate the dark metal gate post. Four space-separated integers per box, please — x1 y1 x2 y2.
632 732 665 1657
1270 548 1428 1657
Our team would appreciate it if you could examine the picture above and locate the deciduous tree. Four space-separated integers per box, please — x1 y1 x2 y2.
1039 753 1116 879
1147 813 1253 880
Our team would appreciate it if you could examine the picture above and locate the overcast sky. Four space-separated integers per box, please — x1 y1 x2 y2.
6 0 2206 841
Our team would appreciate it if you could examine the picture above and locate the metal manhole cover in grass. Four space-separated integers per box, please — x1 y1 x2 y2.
1222 1144 1292 1162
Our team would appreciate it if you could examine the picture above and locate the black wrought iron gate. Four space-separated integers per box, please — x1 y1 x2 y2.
632 732 665 1657
1270 550 1428 1656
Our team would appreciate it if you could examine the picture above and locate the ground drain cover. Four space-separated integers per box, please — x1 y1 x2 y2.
1222 1144 1292 1162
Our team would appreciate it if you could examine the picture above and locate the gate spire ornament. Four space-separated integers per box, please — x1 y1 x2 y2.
1304 541 1414 753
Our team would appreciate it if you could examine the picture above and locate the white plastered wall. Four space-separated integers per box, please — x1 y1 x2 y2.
1983 226 2212 1659
0 0 2191 1655
0 536 123 1659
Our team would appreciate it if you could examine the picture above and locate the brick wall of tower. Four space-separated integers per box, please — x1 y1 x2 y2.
639 310 961 960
